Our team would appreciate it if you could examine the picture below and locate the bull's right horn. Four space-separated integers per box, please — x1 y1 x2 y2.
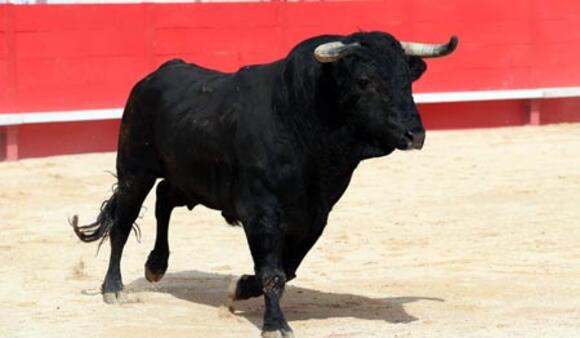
400 35 459 58
314 41 360 63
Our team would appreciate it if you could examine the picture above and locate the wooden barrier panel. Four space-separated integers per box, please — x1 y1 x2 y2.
2 1 580 113
1 1 580 159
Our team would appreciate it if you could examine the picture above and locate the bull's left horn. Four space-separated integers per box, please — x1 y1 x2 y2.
400 35 459 58
314 41 360 63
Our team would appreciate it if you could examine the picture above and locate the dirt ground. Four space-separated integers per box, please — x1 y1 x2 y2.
1 124 579 338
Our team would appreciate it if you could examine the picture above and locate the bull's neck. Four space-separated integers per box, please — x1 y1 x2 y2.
273 61 361 162
269 58 371 209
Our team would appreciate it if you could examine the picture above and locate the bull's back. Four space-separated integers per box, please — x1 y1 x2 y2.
118 59 243 209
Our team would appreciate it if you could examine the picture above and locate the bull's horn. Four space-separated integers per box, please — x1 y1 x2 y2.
400 35 459 58
314 41 360 63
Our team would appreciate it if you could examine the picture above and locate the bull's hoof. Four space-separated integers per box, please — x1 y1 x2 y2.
101 278 126 304
144 265 166 283
262 320 294 338
102 291 128 304
227 276 240 313
261 330 294 338
144 250 168 283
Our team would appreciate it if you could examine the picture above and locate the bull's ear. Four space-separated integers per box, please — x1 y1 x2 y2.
407 56 427 82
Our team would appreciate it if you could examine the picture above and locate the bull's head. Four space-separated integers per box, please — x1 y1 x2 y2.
313 32 458 153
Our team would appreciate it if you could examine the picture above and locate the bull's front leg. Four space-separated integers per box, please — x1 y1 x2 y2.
243 207 293 338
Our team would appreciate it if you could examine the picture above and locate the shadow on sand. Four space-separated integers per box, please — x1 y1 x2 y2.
126 270 443 328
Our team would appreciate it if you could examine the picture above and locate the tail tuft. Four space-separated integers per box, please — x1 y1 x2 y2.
70 187 143 254
70 193 118 253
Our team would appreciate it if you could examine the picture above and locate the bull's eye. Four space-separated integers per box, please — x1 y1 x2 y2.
357 78 371 90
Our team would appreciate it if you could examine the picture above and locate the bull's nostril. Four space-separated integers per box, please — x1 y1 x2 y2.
413 130 426 149
399 129 425 150
401 129 425 150
402 130 415 149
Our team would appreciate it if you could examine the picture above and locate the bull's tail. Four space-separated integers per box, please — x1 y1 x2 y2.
70 189 118 252
70 187 141 252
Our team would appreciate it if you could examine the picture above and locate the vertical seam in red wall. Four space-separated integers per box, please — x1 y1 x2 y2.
404 0 416 39
276 0 288 57
0 6 4 113
144 3 156 71
529 0 538 87
3 5 17 113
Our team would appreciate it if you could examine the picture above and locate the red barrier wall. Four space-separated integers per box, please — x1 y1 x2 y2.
1 1 580 159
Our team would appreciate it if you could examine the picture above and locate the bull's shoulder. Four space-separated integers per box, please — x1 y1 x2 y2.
130 60 231 110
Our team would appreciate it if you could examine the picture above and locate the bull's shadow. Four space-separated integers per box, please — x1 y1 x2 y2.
126 270 443 327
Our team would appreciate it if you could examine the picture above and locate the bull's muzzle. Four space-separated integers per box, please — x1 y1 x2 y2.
401 129 426 150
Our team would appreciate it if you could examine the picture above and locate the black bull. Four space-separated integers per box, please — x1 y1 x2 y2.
72 31 457 337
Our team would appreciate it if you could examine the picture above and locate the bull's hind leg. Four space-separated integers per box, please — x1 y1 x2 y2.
101 172 155 304
227 237 318 312
227 274 263 312
145 180 187 283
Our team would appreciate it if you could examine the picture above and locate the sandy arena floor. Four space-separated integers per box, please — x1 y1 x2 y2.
1 124 579 338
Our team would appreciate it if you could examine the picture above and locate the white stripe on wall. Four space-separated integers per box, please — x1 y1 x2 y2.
2 87 580 127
